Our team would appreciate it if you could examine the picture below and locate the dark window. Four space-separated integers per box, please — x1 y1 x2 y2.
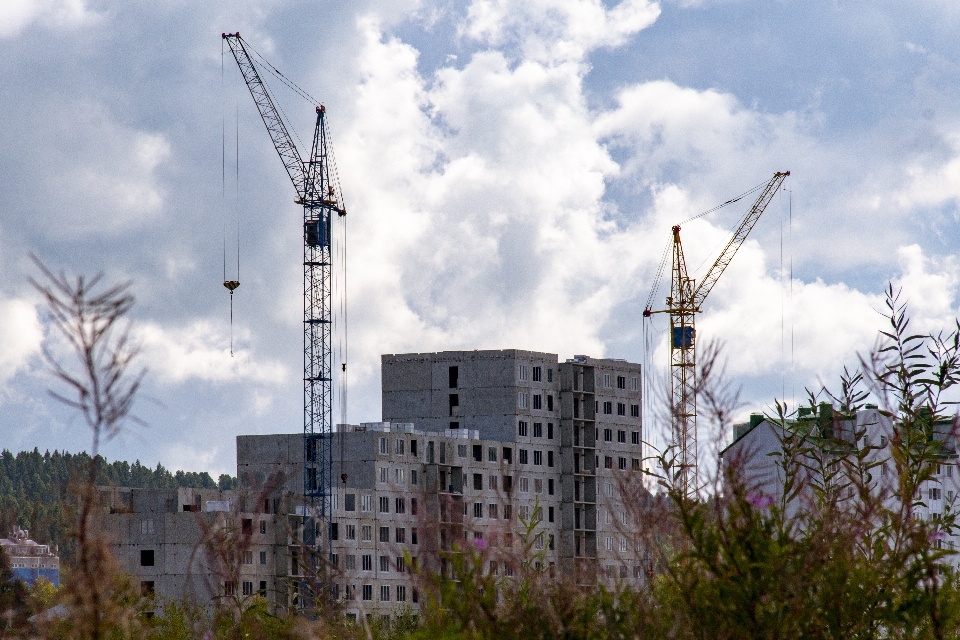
547 395 554 411
518 421 528 437
380 527 390 543
547 423 554 439
617 430 626 443
450 421 459 430
362 585 373 601
547 368 553 382
603 401 613 415
243 581 254 596
474 502 483 518
534 450 543 465
631 404 640 418
604 428 612 442
412 528 418 545
224 581 236 596
411 498 418 515
140 550 155 567
264 498 270 513
411 439 418 456
504 476 513 492
548 451 554 467
548 506 554 522
503 447 513 463
362 555 372 571
605 456 613 469
632 458 641 471
533 423 543 438
533 394 542 410
618 457 627 470
548 478 554 495
259 581 267 596
617 403 626 416
631 431 640 445
380 556 390 572
241 518 252 535
519 449 529 464
396 528 406 543
449 394 459 416
488 447 497 462
574 398 580 418
474 474 483 490
345 494 356 511
617 375 626 389
533 366 542 382
473 444 482 461
379 496 389 513
259 520 266 535
330 523 339 540
449 365 459 388
395 497 406 514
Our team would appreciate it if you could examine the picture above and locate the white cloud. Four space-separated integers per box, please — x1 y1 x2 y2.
58 128 171 235
463 0 660 62
136 320 288 386
0 0 99 38
0 297 42 388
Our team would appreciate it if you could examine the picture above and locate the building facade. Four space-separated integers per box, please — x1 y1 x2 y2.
722 404 960 561
0 526 60 587
110 349 648 621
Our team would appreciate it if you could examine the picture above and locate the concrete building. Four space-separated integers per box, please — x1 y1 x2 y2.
0 526 60 587
721 404 960 559
109 349 647 621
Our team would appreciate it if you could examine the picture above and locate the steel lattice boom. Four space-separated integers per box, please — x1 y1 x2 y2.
645 171 789 497
223 34 343 568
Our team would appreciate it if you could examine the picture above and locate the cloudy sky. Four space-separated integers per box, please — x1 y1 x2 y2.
2 0 959 476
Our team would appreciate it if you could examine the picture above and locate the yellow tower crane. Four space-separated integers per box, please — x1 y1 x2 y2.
644 171 789 497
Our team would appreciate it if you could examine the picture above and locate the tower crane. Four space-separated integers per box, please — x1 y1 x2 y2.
223 33 344 570
644 171 789 497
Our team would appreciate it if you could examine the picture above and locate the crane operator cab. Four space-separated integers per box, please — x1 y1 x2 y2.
304 214 330 248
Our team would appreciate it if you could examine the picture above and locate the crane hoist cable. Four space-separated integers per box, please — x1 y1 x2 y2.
221 40 241 356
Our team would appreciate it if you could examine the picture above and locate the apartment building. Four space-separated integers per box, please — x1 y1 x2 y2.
110 349 647 621
722 404 960 560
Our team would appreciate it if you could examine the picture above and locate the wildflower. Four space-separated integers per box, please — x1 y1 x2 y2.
746 492 774 510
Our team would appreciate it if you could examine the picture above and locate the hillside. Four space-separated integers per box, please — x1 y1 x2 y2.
0 448 236 557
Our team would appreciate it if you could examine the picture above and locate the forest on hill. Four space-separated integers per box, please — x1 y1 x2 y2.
0 448 236 557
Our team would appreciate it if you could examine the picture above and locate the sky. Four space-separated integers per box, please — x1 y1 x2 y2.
2 0 960 477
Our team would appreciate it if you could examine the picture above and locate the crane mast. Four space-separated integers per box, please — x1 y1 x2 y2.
223 34 342 582
646 171 789 497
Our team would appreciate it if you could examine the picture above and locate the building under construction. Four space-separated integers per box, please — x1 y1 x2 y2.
104 349 647 621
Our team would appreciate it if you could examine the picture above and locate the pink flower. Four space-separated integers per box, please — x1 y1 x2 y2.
746 492 774 510
473 537 486 550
